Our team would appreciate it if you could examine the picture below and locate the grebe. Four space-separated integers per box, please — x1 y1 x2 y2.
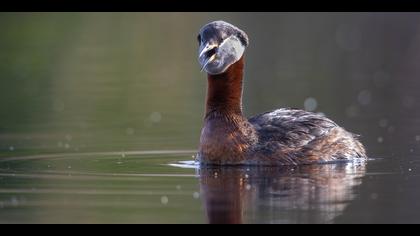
196 20 367 165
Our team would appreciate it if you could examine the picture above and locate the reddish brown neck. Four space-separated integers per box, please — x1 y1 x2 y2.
205 57 245 117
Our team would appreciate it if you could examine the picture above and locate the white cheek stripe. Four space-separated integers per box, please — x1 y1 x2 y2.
217 36 245 72
219 36 245 60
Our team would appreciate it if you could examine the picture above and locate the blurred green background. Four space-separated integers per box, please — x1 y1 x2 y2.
2 12 419 158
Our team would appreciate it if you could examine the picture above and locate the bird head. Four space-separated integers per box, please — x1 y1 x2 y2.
197 21 249 75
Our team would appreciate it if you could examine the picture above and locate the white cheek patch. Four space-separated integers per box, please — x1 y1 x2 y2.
218 35 245 65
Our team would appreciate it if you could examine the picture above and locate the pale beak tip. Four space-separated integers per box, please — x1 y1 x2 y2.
200 54 216 73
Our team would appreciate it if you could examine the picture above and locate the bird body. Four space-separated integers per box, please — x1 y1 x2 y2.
196 21 367 165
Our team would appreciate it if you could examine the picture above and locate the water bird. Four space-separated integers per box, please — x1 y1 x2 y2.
196 20 367 165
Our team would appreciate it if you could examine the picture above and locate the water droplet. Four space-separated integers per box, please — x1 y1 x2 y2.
304 97 318 112
415 135 420 142
150 112 162 123
193 192 200 199
377 137 384 143
161 196 169 205
176 185 181 190
121 153 126 158
358 90 371 106
408 168 412 172
244 174 249 179
65 134 72 141
378 119 388 128
64 143 70 149
245 184 252 190
9 146 14 151
68 166 72 169
410 149 414 153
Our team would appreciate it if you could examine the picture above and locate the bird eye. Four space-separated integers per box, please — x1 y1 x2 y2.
197 34 201 44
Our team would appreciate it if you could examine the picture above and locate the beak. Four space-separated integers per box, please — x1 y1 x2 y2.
199 43 218 58
199 43 218 72
200 54 216 72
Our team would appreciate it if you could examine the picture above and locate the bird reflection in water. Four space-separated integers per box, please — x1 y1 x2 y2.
198 162 366 224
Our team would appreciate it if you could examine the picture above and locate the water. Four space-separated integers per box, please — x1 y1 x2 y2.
0 153 418 223
1 12 420 223
0 151 204 223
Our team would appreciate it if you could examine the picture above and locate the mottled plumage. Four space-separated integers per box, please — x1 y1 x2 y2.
198 107 366 165
247 108 366 165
